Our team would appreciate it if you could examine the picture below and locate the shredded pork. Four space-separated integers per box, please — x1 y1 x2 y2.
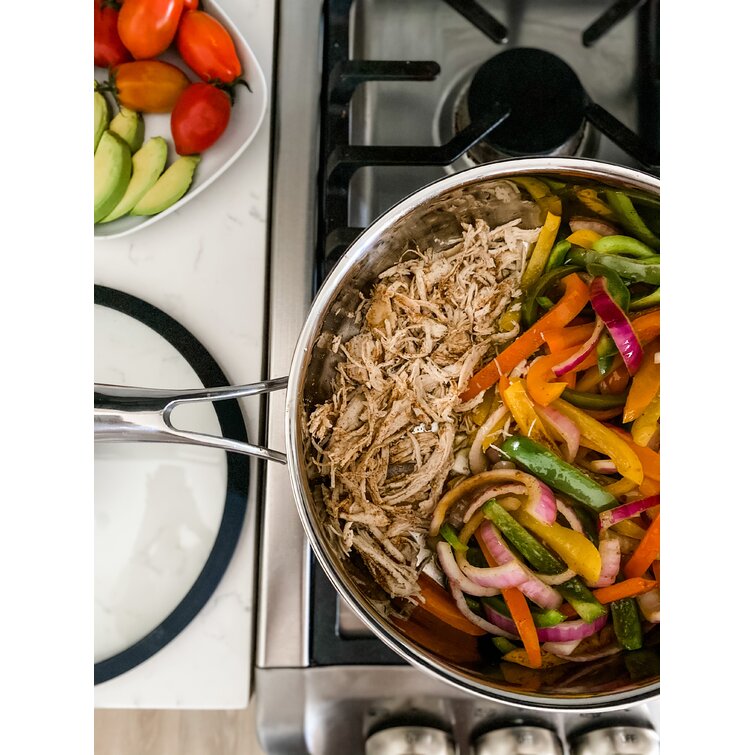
307 208 542 599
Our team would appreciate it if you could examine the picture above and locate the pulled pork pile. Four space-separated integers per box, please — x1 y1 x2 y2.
307 206 542 600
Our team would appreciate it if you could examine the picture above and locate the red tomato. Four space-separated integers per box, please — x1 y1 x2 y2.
94 0 132 68
171 83 232 155
176 10 242 83
111 60 190 113
117 0 184 59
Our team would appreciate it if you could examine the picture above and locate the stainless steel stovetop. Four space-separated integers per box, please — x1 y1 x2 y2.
256 2 660 753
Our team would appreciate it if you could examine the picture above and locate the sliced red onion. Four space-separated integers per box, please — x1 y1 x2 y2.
588 458 618 474
598 495 660 531
556 499 583 534
462 484 526 523
457 553 529 590
483 603 607 642
569 216 619 237
637 587 660 623
469 405 509 475
523 480 557 525
589 277 644 375
552 319 604 377
477 522 563 610
586 538 621 588
436 542 499 597
542 639 581 657
447 578 513 637
535 405 580 462
549 643 623 663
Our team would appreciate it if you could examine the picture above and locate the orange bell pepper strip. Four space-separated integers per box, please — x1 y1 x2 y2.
521 211 562 290
651 560 661 583
543 323 595 353
525 350 574 406
623 339 660 423
417 573 487 636
478 534 541 668
599 364 630 394
624 514 661 578
591 577 658 604
566 229 603 248
460 274 590 402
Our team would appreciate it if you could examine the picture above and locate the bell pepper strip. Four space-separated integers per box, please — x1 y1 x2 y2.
638 477 660 496
471 387 496 426
596 330 618 375
514 509 602 584
567 248 660 285
482 595 566 628
502 587 542 668
497 375 511 403
576 187 616 218
623 339 660 423
498 308 521 333
592 235 657 259
521 265 579 327
583 407 623 420
599 364 630 394
502 379 558 449
623 514 661 578
543 322 596 352
612 519 648 540
629 287 661 311
501 435 619 512
561 388 627 410
603 477 637 498
392 615 483 664
440 522 469 553
416 573 488 636
605 425 660 481
651 560 660 583
459 273 590 402
604 190 660 250
459 508 487 546
611 598 643 650
521 211 562 290
525 351 572 406
510 176 562 216
551 399 644 484
631 390 660 447
566 229 602 248
492 635 518 655
544 239 572 273
591 577 657 604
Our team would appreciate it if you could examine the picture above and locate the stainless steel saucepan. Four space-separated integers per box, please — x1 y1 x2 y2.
95 157 660 711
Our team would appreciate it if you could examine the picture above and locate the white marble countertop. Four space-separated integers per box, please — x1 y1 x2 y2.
94 0 274 710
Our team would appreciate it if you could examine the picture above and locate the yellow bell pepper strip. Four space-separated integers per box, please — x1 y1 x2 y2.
551 399 644 484
514 509 602 584
521 211 562 290
459 509 486 546
525 350 573 406
576 187 616 218
624 514 661 578
623 339 660 423
612 519 648 540
606 425 660 481
460 274 590 402
566 229 603 249
604 477 637 498
502 379 557 448
631 390 660 447
638 477 660 496
471 387 496 426
510 176 562 216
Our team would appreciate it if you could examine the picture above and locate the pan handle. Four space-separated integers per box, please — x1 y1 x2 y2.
94 377 289 464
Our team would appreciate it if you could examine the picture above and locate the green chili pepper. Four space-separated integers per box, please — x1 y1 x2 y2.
544 239 572 273
604 190 660 250
440 522 468 553
499 436 619 512
611 597 644 650
492 636 518 655
481 501 607 622
482 595 566 628
629 287 660 311
561 388 628 410
567 248 660 285
592 235 657 259
521 264 579 328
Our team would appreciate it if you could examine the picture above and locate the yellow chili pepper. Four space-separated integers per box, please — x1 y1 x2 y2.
566 229 603 249
502 379 556 450
514 509 603 584
521 211 562 290
631 390 660 447
552 398 644 485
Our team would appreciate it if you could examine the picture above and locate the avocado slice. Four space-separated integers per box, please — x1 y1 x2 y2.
131 155 200 216
94 91 109 153
100 137 168 222
94 131 132 223
109 107 145 153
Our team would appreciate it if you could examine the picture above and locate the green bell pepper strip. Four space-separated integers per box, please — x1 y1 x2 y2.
482 595 566 628
611 597 644 650
569 501 599 547
586 264 630 310
604 190 660 250
440 522 468 553
481 500 607 623
499 436 619 512
492 636 518 655
596 331 618 375
629 287 661 311
567 248 660 286
544 239 572 273
464 595 482 615
536 296 555 310
520 265 579 328
561 388 628 410
592 235 657 259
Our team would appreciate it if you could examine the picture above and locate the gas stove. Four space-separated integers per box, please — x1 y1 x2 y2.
256 1 660 752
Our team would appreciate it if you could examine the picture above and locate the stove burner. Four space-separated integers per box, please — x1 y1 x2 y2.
465 47 591 159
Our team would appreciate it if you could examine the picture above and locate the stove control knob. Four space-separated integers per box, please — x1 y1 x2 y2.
474 725 563 755
365 725 456 755
570 726 660 755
